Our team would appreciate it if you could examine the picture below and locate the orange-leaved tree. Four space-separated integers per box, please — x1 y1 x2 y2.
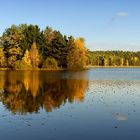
67 38 87 69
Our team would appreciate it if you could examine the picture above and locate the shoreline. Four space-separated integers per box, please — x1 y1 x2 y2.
86 66 140 68
0 66 140 71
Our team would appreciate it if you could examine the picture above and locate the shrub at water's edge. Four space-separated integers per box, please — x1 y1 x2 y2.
42 57 58 70
0 47 6 68
0 24 88 70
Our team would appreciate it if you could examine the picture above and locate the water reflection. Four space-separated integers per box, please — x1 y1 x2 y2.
0 71 89 114
0 69 140 140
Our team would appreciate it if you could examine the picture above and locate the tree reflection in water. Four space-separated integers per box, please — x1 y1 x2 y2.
0 71 89 114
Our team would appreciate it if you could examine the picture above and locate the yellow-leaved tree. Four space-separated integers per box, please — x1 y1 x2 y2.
22 49 32 68
14 49 32 69
67 38 87 69
29 42 40 68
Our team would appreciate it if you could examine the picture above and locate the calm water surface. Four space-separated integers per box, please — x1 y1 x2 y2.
0 68 140 140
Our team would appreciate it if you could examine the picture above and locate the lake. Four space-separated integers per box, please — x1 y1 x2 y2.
0 68 140 140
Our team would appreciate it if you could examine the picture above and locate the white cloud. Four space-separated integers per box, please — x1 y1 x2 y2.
107 12 128 27
116 12 128 17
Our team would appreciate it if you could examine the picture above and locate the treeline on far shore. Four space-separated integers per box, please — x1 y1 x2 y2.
88 51 140 66
0 24 88 70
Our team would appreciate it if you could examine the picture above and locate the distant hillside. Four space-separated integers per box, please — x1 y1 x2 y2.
88 51 140 66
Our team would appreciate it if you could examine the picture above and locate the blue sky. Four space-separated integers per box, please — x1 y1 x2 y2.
0 0 140 51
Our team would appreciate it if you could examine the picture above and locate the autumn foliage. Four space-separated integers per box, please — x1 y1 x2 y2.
0 24 88 70
67 38 88 69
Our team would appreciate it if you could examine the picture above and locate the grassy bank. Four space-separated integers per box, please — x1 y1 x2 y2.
0 67 68 71
0 68 10 70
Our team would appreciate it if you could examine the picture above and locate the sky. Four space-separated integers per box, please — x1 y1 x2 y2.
0 0 140 51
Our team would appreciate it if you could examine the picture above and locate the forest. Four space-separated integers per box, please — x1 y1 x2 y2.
0 24 140 70
88 51 140 66
0 24 87 70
